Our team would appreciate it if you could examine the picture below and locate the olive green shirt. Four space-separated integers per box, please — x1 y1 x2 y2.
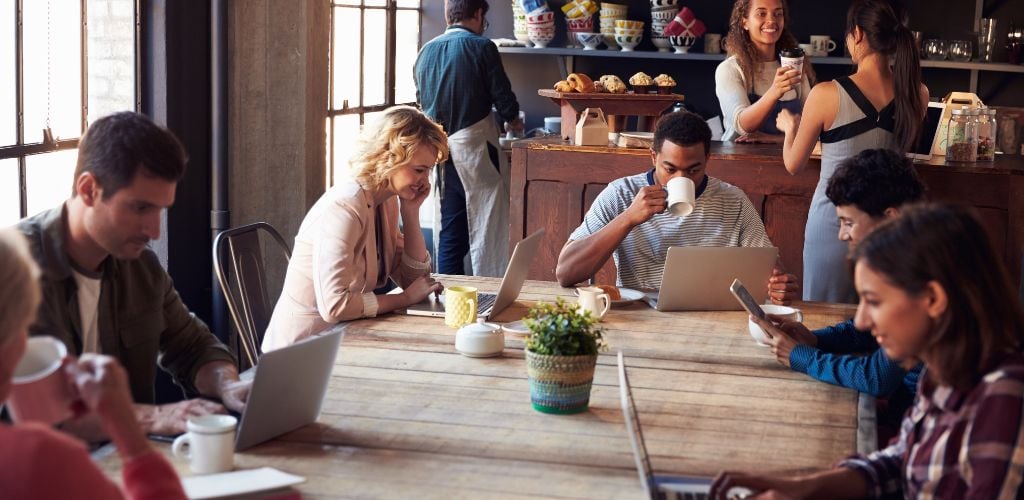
18 205 236 404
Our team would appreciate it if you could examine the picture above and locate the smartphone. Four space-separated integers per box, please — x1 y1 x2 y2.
729 279 765 320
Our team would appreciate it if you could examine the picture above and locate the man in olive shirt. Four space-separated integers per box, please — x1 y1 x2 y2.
18 112 250 436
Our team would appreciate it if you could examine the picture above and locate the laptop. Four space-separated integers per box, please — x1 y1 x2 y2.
405 228 544 320
234 323 345 451
644 247 778 312
906 101 945 161
618 352 715 500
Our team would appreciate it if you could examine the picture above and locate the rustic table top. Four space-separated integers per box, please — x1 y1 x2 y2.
97 276 863 499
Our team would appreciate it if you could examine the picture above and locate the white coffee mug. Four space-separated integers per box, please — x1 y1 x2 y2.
798 43 815 57
172 414 237 474
810 35 836 56
577 286 611 320
704 33 722 54
665 177 695 217
7 336 78 425
747 304 803 346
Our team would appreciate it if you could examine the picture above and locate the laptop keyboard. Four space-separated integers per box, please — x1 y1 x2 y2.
477 293 497 314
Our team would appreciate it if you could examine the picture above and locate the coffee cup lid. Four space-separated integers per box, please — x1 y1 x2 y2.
779 47 805 58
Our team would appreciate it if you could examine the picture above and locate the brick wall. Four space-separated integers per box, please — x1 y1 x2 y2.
87 0 135 121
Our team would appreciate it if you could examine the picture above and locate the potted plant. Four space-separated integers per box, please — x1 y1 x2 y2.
523 298 607 414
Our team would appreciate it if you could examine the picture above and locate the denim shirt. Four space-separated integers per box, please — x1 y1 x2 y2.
18 204 236 403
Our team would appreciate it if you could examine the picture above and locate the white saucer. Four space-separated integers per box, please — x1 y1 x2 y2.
571 287 645 305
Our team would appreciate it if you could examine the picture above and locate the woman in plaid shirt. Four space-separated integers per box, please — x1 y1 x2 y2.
711 203 1024 499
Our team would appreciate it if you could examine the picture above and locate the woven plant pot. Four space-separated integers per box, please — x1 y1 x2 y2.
525 350 598 414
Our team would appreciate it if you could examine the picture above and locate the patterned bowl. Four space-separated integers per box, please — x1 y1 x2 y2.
614 33 642 51
577 32 604 50
669 34 696 53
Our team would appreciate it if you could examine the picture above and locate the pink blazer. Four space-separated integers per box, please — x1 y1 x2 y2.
262 181 431 351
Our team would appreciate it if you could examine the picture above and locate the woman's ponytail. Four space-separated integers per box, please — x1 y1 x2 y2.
891 24 923 151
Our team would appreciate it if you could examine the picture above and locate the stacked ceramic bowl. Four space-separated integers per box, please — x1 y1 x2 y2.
598 3 628 50
512 1 529 44
566 17 595 48
649 0 678 52
669 35 696 53
526 7 556 48
614 19 644 52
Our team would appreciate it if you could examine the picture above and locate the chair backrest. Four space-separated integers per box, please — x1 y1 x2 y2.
213 222 291 369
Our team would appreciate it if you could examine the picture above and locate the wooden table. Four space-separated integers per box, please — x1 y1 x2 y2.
97 277 863 499
538 89 684 140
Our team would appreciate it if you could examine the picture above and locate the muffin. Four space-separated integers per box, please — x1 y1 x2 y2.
654 74 676 94
599 75 627 94
629 72 653 94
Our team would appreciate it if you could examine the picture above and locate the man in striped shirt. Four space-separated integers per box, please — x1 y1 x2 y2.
556 111 798 303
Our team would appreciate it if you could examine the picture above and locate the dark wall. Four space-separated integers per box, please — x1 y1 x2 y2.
455 0 1024 129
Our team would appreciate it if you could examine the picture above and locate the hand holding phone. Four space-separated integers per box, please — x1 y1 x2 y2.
729 279 766 320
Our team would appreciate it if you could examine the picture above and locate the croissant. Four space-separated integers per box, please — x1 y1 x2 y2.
553 80 574 93
567 73 595 93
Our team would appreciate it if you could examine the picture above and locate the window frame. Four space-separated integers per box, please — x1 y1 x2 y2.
0 0 141 220
326 0 421 185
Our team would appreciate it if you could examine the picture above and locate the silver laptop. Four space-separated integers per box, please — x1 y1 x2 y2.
234 324 345 451
618 352 715 500
406 228 544 320
645 247 778 312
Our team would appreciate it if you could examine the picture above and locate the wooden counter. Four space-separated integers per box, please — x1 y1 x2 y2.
509 138 1024 289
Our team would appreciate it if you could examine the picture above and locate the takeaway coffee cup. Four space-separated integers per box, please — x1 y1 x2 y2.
576 286 611 320
444 286 478 329
748 304 804 346
172 414 238 474
7 336 78 424
779 47 804 99
665 177 695 217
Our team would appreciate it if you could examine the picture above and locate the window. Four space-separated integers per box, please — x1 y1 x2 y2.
327 0 421 186
0 0 138 226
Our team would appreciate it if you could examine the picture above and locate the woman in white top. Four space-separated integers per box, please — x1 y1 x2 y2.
715 0 815 143
262 106 449 351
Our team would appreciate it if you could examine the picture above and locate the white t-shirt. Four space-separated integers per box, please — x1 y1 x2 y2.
72 269 102 353
568 172 773 289
714 55 812 141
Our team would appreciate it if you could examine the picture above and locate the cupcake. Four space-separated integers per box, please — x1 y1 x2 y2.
654 74 676 94
628 72 653 94
599 74 627 94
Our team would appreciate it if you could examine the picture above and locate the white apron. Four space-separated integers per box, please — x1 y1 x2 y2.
434 114 509 277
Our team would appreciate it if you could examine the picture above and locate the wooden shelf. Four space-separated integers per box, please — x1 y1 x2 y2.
920 59 1024 74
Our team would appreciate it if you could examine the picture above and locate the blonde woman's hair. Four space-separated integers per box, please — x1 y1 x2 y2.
0 228 41 346
348 106 450 191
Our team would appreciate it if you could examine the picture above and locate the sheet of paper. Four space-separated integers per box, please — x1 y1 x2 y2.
182 467 305 499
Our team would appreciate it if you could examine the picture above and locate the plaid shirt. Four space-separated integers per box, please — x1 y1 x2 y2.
840 353 1024 499
413 26 519 135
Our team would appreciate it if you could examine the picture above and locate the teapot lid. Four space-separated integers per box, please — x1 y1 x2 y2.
458 319 501 335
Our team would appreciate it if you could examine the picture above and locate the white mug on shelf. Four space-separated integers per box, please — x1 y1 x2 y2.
810 35 836 56
798 43 815 57
704 33 723 54
172 414 238 474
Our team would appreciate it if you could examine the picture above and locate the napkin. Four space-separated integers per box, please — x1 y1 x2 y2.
663 7 706 38
182 467 305 499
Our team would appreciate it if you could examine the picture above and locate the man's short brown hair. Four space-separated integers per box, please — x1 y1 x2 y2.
446 0 489 25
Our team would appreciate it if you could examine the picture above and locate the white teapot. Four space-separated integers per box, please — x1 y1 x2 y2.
455 319 505 358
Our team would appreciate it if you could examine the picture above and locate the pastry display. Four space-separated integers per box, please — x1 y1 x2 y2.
567 73 596 93
596 284 622 300
598 74 627 94
553 80 574 93
628 72 653 93
654 74 676 94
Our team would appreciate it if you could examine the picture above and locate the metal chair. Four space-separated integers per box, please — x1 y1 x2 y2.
213 222 291 369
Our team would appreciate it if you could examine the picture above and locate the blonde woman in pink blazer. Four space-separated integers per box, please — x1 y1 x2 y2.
262 106 449 351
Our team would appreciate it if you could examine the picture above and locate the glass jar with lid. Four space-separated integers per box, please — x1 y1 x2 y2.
977 107 997 161
946 107 978 162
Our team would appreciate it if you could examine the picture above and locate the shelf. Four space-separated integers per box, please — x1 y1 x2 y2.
498 46 1024 74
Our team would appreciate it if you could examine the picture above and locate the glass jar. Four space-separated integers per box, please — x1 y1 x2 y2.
977 107 997 161
946 108 978 162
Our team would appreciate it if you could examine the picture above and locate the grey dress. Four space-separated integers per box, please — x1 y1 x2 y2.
803 77 899 303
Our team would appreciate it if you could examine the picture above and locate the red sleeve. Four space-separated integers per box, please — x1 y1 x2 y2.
121 450 187 500
0 423 124 499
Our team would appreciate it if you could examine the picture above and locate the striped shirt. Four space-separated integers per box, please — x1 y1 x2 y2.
840 353 1024 499
568 171 772 289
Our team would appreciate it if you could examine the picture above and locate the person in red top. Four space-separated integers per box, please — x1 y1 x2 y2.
710 203 1024 499
0 227 185 499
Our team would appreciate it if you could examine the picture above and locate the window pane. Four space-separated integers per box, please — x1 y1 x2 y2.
365 0 385 8
396 0 420 9
363 10 386 106
333 0 360 6
0 0 15 146
331 7 361 110
395 10 420 104
87 0 136 122
331 114 360 186
0 159 20 226
23 1 82 143
25 149 77 218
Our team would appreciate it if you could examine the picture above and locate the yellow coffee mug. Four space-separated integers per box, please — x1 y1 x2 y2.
445 286 478 328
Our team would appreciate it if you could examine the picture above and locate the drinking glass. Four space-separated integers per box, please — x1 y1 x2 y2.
923 39 947 60
948 40 972 62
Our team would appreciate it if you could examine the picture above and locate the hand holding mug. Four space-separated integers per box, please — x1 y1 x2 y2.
770 66 801 101
625 185 668 226
66 354 153 459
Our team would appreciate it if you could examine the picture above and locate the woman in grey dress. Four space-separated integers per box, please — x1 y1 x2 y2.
774 0 928 302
